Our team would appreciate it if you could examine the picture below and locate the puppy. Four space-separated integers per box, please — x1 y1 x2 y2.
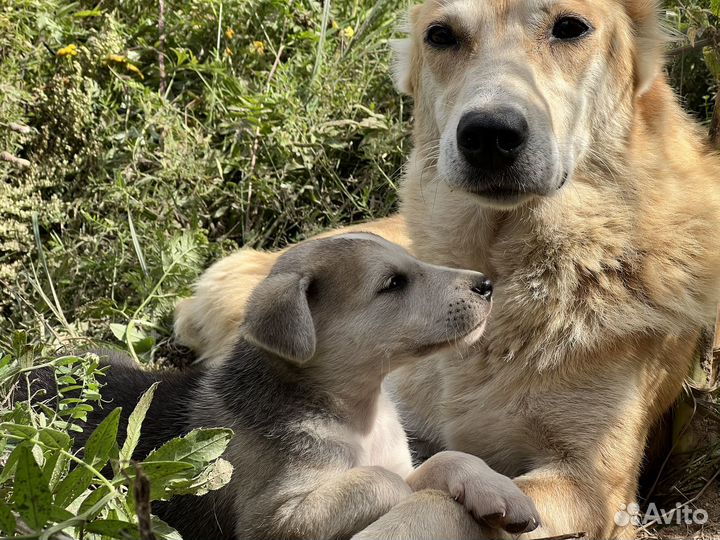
25 233 539 539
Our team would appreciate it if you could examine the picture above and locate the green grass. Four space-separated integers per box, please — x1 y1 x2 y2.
1 0 410 358
0 0 717 353
0 0 718 538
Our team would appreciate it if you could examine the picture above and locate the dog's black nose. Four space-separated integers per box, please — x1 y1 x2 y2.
471 277 493 301
457 108 529 170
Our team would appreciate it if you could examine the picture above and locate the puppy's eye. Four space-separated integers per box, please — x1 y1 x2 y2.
425 24 458 48
379 274 408 294
551 16 591 41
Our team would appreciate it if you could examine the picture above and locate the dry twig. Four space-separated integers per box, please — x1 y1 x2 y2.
637 467 720 534
8 122 31 135
158 0 166 95
533 533 587 540
133 463 156 540
1 151 30 169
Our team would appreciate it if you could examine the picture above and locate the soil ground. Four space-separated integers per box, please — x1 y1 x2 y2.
641 398 720 540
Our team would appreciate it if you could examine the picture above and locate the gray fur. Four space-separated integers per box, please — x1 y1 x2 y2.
18 234 539 539
244 273 316 364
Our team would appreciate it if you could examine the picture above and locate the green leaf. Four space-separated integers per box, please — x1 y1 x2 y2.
0 357 20 383
31 444 44 470
145 428 233 470
109 324 127 341
120 382 159 464
134 460 195 479
42 448 70 490
704 47 720 82
0 422 38 440
130 461 195 500
109 323 128 342
106 497 131 523
78 484 111 518
53 465 94 508
49 505 74 522
170 458 234 497
109 324 155 353
84 407 121 469
0 502 16 536
74 9 104 17
38 427 71 450
151 516 183 540
11 330 27 350
12 445 52 530
84 519 139 538
3 406 31 427
0 444 22 484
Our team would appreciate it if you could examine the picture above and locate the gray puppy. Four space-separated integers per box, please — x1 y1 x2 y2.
25 233 539 539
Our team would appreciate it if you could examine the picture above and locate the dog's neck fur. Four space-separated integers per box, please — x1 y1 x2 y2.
203 340 386 437
401 76 720 371
302 357 387 434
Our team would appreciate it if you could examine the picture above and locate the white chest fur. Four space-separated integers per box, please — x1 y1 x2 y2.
354 389 414 478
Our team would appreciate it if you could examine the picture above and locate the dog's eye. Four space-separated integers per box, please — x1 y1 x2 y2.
379 274 408 294
551 16 591 41
425 24 457 48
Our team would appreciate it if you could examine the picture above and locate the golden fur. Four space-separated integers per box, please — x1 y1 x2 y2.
175 0 720 537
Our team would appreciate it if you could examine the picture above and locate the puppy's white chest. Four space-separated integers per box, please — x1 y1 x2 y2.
356 390 413 478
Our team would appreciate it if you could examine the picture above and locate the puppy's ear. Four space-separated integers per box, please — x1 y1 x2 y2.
627 0 666 95
243 273 316 364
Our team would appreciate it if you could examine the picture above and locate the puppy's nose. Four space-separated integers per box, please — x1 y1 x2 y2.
457 108 529 170
471 277 493 301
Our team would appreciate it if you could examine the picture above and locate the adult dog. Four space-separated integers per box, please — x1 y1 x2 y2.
175 0 720 537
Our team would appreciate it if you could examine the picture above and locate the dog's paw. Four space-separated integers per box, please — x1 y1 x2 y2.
408 450 540 534
443 456 540 534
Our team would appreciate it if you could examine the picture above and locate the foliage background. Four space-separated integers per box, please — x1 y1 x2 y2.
1 0 719 352
0 0 410 354
0 0 718 538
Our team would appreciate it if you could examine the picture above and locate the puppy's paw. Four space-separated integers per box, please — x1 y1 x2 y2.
408 450 540 534
444 457 539 534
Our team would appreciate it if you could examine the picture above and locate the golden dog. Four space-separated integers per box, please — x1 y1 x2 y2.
175 0 720 537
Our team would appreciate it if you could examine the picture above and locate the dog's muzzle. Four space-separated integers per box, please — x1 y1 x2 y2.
457 107 529 172
451 105 561 205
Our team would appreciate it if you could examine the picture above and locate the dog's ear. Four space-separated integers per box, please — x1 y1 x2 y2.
626 0 666 95
391 38 414 95
391 5 422 96
243 273 316 364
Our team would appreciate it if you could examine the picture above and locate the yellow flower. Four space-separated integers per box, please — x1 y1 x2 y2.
251 40 265 55
57 44 78 57
225 47 233 56
105 54 144 79
125 62 144 80
225 28 235 39
106 54 126 63
331 20 339 30
342 26 355 40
